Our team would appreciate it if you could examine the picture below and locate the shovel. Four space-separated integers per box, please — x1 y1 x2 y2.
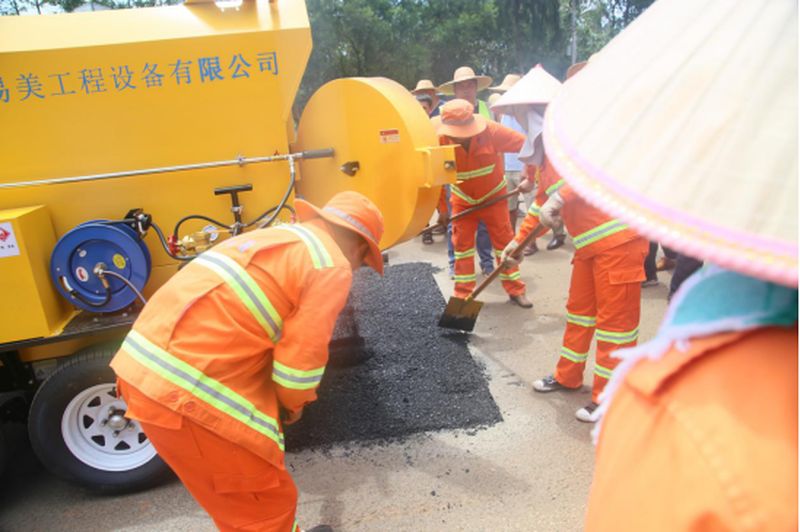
438 224 546 332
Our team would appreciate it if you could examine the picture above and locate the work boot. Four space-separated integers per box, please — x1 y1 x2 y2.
641 277 659 288
304 526 334 532
508 294 533 308
532 374 575 393
575 402 600 423
546 234 565 250
422 230 434 245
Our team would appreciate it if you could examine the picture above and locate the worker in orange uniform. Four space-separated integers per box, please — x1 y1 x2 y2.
110 191 384 532
434 98 533 308
496 64 647 422
538 0 797 527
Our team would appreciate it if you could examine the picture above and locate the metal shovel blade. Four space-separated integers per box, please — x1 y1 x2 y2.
438 296 484 332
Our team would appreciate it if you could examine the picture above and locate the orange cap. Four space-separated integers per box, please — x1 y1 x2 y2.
295 191 385 275
432 98 487 138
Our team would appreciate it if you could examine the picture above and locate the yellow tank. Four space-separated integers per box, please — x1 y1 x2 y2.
0 0 455 344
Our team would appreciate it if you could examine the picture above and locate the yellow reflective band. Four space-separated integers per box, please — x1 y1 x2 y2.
451 178 508 205
194 251 282 342
546 179 565 196
560 346 588 363
573 220 629 249
272 360 325 390
454 248 476 260
596 327 639 345
122 330 284 449
499 271 521 281
527 203 541 216
453 273 477 283
275 225 334 269
594 364 614 379
566 313 597 328
457 164 495 181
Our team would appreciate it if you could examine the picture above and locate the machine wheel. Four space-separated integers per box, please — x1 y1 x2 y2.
28 344 172 493
0 423 6 478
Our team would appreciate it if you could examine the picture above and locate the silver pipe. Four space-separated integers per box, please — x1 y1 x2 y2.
0 149 334 190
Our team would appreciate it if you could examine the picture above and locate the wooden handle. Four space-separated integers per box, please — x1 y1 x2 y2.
467 224 546 302
416 188 521 238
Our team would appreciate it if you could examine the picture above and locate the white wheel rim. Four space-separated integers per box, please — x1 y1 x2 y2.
61 383 157 472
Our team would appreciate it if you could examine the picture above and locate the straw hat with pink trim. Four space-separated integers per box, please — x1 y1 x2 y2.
542 0 797 287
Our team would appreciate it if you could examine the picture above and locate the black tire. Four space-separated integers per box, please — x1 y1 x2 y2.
27 343 173 494
0 423 6 478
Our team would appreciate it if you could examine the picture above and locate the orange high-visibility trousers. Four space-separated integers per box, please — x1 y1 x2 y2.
554 238 647 402
451 198 525 298
139 415 298 532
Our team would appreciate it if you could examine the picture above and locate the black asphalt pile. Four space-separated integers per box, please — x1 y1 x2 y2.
285 262 502 451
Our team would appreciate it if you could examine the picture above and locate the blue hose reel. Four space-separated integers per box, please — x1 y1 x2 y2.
50 220 151 313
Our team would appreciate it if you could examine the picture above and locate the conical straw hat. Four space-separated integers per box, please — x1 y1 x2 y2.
491 64 562 111
542 0 797 287
489 74 522 93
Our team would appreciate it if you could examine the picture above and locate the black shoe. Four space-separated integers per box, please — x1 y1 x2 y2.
305 526 334 532
547 235 565 250
422 231 434 245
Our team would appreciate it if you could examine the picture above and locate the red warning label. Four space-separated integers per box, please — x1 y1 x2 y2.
379 129 400 144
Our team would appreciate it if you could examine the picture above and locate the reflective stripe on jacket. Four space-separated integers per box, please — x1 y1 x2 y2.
440 120 525 209
110 219 353 469
515 156 643 258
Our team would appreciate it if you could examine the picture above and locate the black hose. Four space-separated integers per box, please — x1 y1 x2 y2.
248 168 296 229
172 214 230 240
60 276 112 309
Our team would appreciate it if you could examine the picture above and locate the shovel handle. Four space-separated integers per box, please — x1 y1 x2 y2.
416 188 521 238
466 224 547 302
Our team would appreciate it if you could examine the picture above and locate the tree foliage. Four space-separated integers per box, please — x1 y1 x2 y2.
297 0 653 115
0 0 654 113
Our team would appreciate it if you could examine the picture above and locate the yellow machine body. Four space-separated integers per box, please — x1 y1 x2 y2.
295 77 456 249
0 0 312 300
0 0 453 350
0 206 74 344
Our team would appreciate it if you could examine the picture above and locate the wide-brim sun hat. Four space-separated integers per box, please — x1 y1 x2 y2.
489 73 522 93
432 98 487 138
437 66 493 96
542 0 797 287
411 79 437 94
295 191 385 275
491 64 562 111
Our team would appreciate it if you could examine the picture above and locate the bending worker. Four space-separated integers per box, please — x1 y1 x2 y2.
434 98 533 308
110 191 384 531
497 64 647 422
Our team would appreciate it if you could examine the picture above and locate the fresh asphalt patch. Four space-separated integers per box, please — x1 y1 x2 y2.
285 262 502 451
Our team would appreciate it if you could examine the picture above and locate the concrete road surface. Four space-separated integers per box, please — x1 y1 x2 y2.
0 234 671 532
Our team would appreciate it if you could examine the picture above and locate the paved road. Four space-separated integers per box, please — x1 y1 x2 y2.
0 236 671 531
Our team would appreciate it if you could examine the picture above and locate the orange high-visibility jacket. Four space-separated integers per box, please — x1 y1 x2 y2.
516 156 641 257
440 121 526 210
587 326 798 531
110 218 353 470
